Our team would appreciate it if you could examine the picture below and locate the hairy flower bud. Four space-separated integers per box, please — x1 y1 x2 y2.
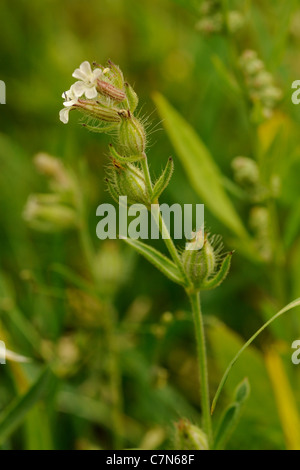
118 114 146 156
182 231 232 291
175 419 208 451
106 60 124 89
124 82 139 113
23 195 78 232
77 99 121 122
107 163 149 205
182 233 216 290
96 80 126 102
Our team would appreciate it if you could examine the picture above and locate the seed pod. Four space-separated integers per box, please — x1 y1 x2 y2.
118 115 146 156
175 419 208 451
108 163 149 205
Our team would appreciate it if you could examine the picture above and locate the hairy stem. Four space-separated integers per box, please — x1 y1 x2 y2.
189 291 213 447
141 153 191 286
140 153 153 196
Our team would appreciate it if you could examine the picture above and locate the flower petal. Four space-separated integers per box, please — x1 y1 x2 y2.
80 61 92 76
59 108 70 124
71 81 86 97
92 68 103 80
85 86 98 99
63 99 76 107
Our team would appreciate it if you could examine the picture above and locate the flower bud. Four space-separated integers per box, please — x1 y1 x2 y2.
34 153 74 193
182 232 216 290
182 232 232 291
107 60 124 89
96 80 126 102
124 82 139 113
231 156 259 187
108 162 149 205
23 195 78 232
76 99 121 122
118 114 146 156
175 419 208 451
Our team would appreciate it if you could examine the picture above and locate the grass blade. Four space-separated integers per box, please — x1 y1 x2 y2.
211 298 300 414
0 368 53 445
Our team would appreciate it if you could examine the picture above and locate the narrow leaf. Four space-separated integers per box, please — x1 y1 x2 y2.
214 378 250 450
153 93 249 240
201 253 233 290
121 237 186 286
0 368 53 444
211 298 300 414
151 157 174 202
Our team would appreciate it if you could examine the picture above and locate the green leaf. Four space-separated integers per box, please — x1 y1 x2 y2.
109 144 145 163
120 237 186 286
0 368 53 444
153 93 249 240
211 297 300 415
151 157 174 202
214 378 250 450
201 253 233 290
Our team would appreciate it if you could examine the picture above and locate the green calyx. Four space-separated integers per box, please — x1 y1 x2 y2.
107 162 150 206
175 419 209 451
118 114 146 157
182 232 232 292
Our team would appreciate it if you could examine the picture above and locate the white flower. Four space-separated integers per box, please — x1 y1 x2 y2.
72 61 103 99
59 86 79 124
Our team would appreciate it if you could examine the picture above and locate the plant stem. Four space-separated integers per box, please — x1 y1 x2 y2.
188 291 213 447
140 154 153 196
141 153 191 287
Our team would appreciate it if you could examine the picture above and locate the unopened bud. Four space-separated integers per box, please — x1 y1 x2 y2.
182 232 232 291
124 82 139 113
118 115 146 156
77 99 121 122
182 233 217 290
23 195 77 232
34 153 73 191
96 80 126 102
108 163 149 205
232 156 259 187
107 60 124 89
175 419 208 450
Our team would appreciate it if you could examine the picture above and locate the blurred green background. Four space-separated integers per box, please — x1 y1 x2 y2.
1 0 300 450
